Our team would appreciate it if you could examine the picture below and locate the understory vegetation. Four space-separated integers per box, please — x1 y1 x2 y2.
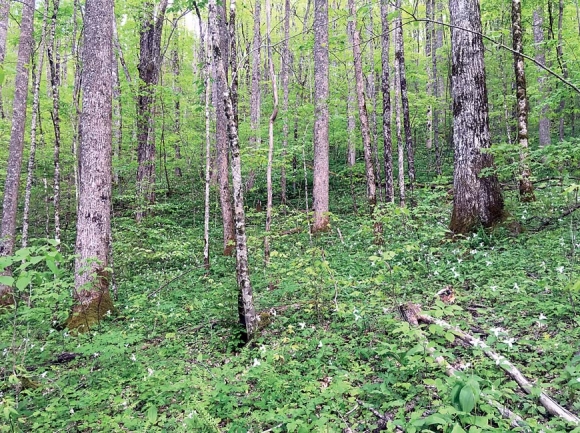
1 146 580 432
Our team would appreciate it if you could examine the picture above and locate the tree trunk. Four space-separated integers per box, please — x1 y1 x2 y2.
312 0 330 232
22 1 50 248
425 0 434 150
0 0 35 306
348 0 377 209
533 9 551 147
48 0 63 248
0 0 10 119
69 0 114 331
264 0 279 260
135 0 169 222
209 0 257 342
250 0 261 146
171 47 182 177
280 0 291 206
395 0 416 191
448 0 504 234
395 45 406 207
556 0 568 141
71 0 81 203
512 0 535 202
380 0 394 203
433 0 444 175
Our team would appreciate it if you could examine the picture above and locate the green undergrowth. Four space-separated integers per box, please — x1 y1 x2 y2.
2 177 580 432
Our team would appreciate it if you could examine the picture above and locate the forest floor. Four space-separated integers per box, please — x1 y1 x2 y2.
1 176 580 432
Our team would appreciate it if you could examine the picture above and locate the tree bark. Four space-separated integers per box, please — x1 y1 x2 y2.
348 0 377 209
69 0 114 331
395 0 416 191
48 0 63 248
264 0 279 259
0 0 35 306
280 0 291 206
512 0 535 202
395 46 406 207
380 0 394 203
533 9 551 147
556 0 568 141
250 0 262 146
449 0 504 234
312 0 330 232
135 0 169 222
209 0 257 342
214 0 236 256
425 0 433 150
22 1 50 248
171 46 182 177
0 0 10 118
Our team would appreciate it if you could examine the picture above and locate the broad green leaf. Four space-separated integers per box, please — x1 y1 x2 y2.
459 385 476 413
0 275 14 287
146 405 158 424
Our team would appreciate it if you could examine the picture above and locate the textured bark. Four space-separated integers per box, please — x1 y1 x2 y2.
433 0 444 175
0 0 10 118
425 0 434 150
250 0 262 146
112 37 122 184
380 0 394 203
395 49 406 207
512 0 535 202
556 0 568 141
135 0 169 222
280 0 291 205
312 0 330 233
533 9 551 147
214 0 236 256
264 0 278 260
394 0 415 190
71 0 81 202
70 0 114 331
348 0 376 209
449 0 504 234
171 47 182 177
209 0 257 342
0 0 35 305
229 0 239 126
22 1 50 248
346 24 356 168
48 0 63 247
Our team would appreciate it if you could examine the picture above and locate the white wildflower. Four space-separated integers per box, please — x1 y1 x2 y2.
93 352 100 358
502 338 516 348
470 249 477 255
556 266 564 274
147 368 154 377
486 261 492 266
490 285 498 292
490 327 505 337
70 408 74 414
318 341 323 348
539 313 547 321
130 354 137 362
513 283 520 292
40 371 47 378
252 358 261 367
299 322 306 329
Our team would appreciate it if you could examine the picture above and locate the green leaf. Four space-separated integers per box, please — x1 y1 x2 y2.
16 274 32 290
146 405 158 424
445 331 456 343
451 423 467 433
0 275 14 287
459 385 476 413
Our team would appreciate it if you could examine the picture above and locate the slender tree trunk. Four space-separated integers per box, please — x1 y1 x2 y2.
512 0 535 202
395 0 416 191
229 1 239 126
556 0 568 141
312 0 330 232
348 0 377 209
112 39 122 185
71 0 81 203
22 2 50 248
280 0 291 206
250 0 261 146
69 0 114 331
135 0 169 222
264 0 279 260
0 0 10 119
0 0 34 305
171 47 183 177
381 0 394 203
449 0 504 234
433 0 444 175
48 0 63 248
533 9 551 147
213 0 236 256
209 0 257 342
395 46 406 207
425 0 433 150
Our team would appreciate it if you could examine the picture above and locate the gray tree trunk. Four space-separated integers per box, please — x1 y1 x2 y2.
209 0 257 342
380 0 394 203
0 0 35 305
171 47 182 177
313 0 330 232
69 0 115 331
348 0 377 209
395 42 406 207
280 0 291 206
135 0 169 222
0 0 10 119
533 9 551 147
250 0 262 146
395 0 415 191
22 0 50 248
425 0 434 150
449 0 504 234
556 0 568 141
346 24 356 167
512 0 535 202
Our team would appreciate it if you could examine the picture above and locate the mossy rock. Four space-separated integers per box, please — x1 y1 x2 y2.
66 291 115 333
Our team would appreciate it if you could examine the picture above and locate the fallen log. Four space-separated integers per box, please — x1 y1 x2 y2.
401 303 580 425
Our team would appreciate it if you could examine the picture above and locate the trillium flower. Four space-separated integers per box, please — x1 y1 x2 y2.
556 266 564 274
252 358 261 367
318 341 323 348
490 327 505 337
502 338 516 348
130 354 137 362
539 313 547 321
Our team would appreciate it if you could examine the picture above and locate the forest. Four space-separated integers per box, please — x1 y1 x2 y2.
0 0 580 430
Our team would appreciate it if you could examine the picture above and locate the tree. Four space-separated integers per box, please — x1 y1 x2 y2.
68 0 115 330
0 0 10 118
209 0 257 342
380 0 394 203
135 0 169 222
348 0 376 209
0 0 35 306
512 0 535 202
449 0 504 234
312 0 330 232
533 8 551 147
280 0 291 206
250 0 261 147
